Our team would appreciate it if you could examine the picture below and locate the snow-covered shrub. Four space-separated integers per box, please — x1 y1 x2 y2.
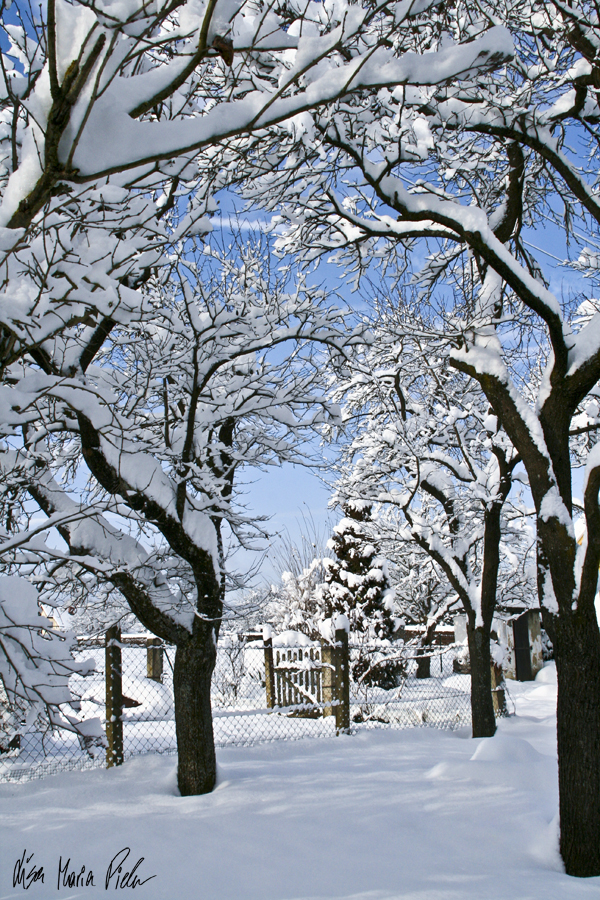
352 650 406 691
541 628 554 662
265 559 330 640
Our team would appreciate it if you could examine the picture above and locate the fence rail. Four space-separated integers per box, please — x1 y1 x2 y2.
0 629 477 784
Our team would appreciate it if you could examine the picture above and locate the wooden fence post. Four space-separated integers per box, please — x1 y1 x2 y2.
105 625 124 767
264 636 276 709
491 659 508 717
321 629 350 731
321 641 335 719
146 637 163 682
334 628 350 732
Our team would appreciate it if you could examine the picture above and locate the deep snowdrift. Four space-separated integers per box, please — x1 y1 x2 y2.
1 663 599 900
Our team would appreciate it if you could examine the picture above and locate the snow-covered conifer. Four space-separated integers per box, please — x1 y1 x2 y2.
322 501 396 641
320 502 402 689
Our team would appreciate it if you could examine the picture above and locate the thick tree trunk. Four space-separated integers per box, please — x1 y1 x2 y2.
173 638 217 796
467 622 496 738
416 645 431 679
417 616 438 678
553 609 600 877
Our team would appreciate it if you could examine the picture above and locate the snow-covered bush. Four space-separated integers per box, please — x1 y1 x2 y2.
266 559 330 640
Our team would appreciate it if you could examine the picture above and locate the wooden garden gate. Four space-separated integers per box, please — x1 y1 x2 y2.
263 630 350 731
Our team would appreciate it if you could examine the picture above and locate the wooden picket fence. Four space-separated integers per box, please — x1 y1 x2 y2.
263 630 350 731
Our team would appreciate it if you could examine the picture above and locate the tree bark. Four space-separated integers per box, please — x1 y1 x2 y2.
415 646 431 679
553 608 600 877
467 621 496 738
173 636 218 796
416 613 439 679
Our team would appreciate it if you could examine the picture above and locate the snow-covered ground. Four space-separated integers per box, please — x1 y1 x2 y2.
1 663 598 899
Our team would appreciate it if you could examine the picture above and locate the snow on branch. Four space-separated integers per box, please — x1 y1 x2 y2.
0 575 104 748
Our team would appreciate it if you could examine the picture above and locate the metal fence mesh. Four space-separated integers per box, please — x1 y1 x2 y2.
0 635 472 784
348 642 472 730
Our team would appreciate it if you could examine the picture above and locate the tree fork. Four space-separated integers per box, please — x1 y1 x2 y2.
7 32 106 232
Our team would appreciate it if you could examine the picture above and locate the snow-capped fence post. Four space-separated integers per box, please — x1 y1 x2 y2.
321 629 350 732
146 638 163 683
105 625 124 768
264 637 276 709
335 628 350 732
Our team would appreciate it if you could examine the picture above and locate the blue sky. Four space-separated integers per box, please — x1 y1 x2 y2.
214 201 600 594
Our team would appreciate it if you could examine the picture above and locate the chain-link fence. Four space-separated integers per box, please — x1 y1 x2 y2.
348 639 472 729
0 636 177 783
0 631 473 784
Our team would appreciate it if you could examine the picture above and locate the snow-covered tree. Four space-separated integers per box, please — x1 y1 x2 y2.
322 501 396 639
233 0 600 872
0 236 362 794
0 0 511 237
331 312 531 735
262 513 332 638
321 501 400 689
383 540 458 679
264 559 328 638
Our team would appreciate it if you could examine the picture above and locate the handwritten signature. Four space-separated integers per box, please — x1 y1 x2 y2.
12 848 156 890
